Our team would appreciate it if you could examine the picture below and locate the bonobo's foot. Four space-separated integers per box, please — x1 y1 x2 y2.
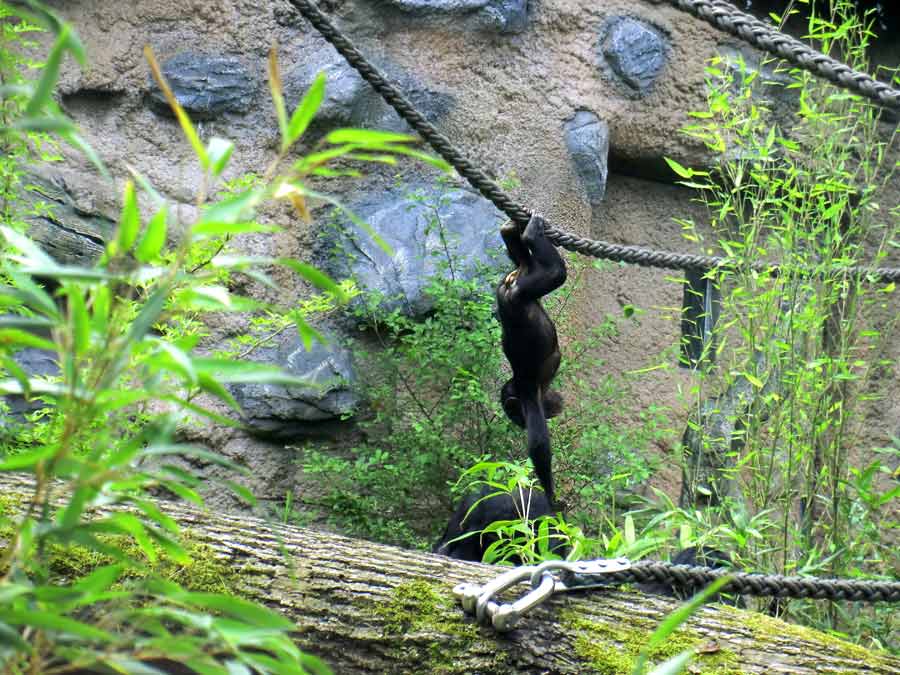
543 390 564 419
522 213 545 244
501 395 525 428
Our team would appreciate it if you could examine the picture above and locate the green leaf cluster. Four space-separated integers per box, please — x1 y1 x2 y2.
0 3 446 672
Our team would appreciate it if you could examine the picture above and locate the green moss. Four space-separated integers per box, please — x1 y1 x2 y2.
563 609 744 675
1 492 237 594
741 611 888 671
0 492 22 514
376 580 481 642
374 580 508 674
44 531 241 594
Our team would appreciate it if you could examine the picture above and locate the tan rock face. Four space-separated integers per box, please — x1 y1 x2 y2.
37 0 900 509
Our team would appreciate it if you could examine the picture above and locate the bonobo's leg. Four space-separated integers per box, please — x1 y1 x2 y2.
501 379 525 428
515 215 567 299
521 391 554 503
500 220 529 267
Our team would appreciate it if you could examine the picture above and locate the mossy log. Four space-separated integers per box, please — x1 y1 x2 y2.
2 473 898 675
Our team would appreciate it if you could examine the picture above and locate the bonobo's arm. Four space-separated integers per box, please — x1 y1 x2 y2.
514 215 567 301
500 220 529 268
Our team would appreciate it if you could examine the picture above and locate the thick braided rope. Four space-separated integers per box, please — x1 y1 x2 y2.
612 562 900 602
284 0 900 283
543 229 900 282
285 0 529 226
663 0 900 111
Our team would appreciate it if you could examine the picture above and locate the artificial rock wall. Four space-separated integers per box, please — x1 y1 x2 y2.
17 0 900 509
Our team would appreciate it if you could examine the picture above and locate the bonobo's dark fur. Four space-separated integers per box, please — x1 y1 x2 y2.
432 486 561 563
496 214 567 504
638 546 745 608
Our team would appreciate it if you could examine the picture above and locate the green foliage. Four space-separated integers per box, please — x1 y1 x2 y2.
443 461 572 565
0 3 443 672
0 3 61 238
303 252 511 547
632 575 731 675
301 191 666 551
663 0 899 652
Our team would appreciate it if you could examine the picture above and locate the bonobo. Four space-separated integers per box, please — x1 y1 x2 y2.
432 486 561 563
496 214 567 504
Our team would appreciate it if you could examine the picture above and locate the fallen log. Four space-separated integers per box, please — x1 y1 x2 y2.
2 473 897 675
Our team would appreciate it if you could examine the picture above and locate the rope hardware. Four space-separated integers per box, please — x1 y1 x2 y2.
284 0 900 283
453 557 632 632
455 557 900 632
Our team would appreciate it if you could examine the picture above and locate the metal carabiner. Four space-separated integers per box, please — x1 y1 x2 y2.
452 564 537 620
490 570 557 632
453 557 633 631
475 565 537 624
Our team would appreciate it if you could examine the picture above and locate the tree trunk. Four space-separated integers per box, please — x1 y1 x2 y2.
2 473 898 675
679 346 786 508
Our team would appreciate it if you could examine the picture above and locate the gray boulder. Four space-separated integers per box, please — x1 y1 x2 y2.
380 0 528 33
284 55 373 127
564 111 610 206
0 347 58 427
148 52 256 119
22 170 115 266
600 17 669 95
283 47 453 132
319 184 506 317
230 333 359 440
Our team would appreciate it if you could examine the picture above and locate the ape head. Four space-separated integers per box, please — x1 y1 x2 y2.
432 485 567 564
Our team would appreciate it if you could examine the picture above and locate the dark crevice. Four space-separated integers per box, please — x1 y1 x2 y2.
34 215 107 247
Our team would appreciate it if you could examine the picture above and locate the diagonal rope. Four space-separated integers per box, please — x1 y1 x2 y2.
284 0 900 283
662 0 900 111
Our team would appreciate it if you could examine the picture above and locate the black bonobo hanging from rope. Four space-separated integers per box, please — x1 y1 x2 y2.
496 214 567 505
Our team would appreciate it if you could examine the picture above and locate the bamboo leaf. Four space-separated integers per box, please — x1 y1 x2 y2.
277 259 346 299
197 190 266 226
1 226 57 268
13 116 76 133
0 328 56 352
3 609 115 643
192 221 279 238
208 137 235 178
136 207 168 263
145 46 208 168
67 285 90 355
645 651 694 675
268 45 288 149
178 593 294 630
286 71 326 149
24 23 71 116
325 128 417 145
664 157 694 179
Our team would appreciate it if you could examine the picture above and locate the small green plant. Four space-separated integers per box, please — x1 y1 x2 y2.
302 204 667 551
303 238 512 546
661 0 898 651
445 461 573 564
0 3 446 671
